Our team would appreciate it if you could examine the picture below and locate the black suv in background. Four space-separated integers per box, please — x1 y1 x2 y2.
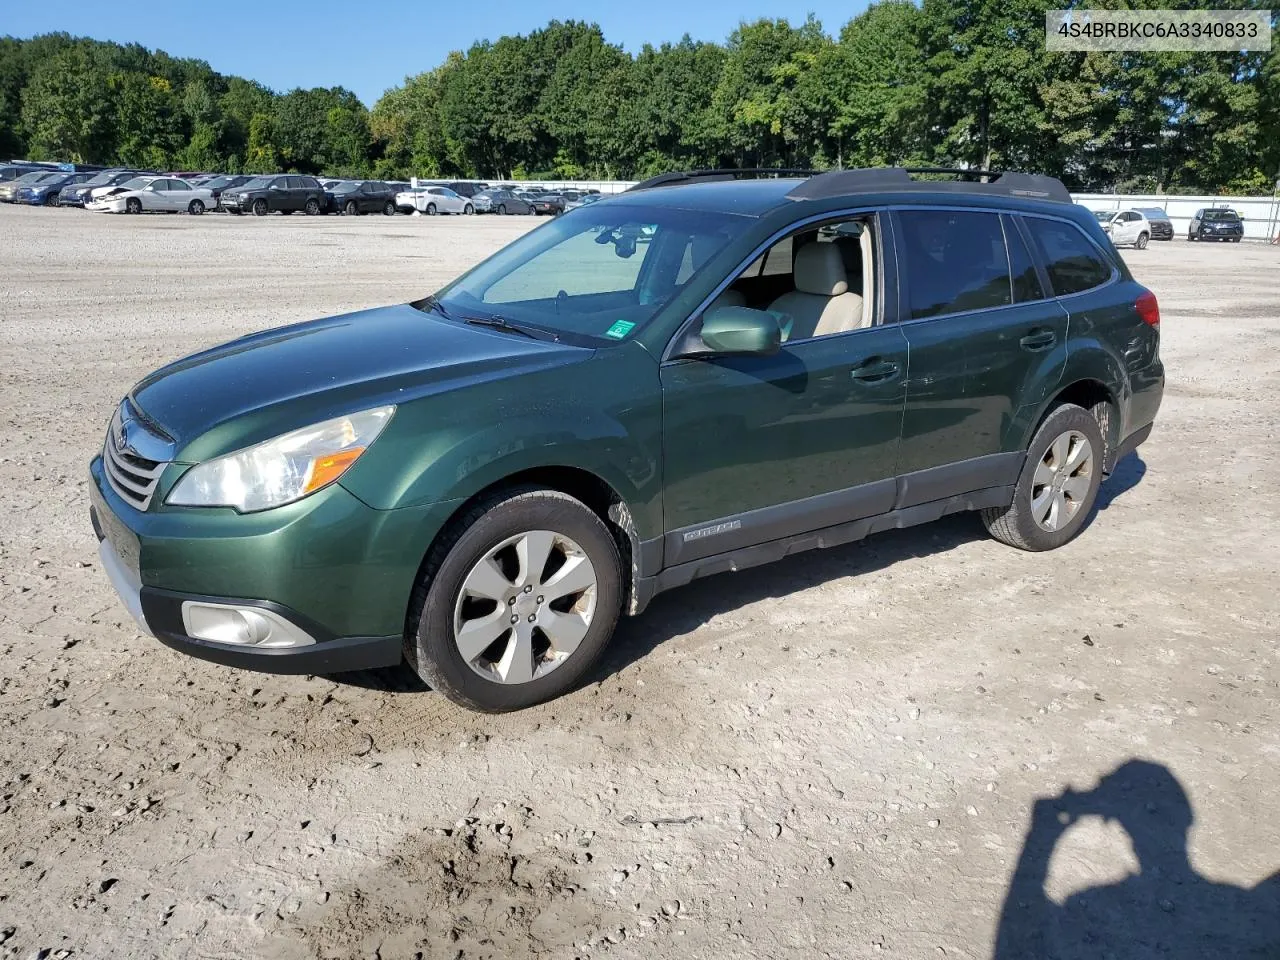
1134 207 1173 241
1188 208 1244 242
200 175 252 211
326 180 398 215
222 175 326 216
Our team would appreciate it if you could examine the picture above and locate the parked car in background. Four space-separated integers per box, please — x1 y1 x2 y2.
530 193 566 216
562 194 604 213
199 175 252 211
442 181 488 198
0 164 40 184
398 185 474 215
0 171 64 202
86 176 217 214
1188 207 1244 242
327 180 398 215
1133 207 1173 241
472 189 533 215
222 175 326 216
1092 209 1151 249
15 171 94 206
59 170 146 207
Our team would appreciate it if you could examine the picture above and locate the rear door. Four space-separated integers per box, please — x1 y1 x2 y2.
166 179 192 210
893 208 1068 493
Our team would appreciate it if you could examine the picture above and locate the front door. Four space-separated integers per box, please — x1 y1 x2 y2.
660 215 908 566
892 209 1067 488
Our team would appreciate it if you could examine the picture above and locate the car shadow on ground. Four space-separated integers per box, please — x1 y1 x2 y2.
331 453 1148 694
995 758 1280 958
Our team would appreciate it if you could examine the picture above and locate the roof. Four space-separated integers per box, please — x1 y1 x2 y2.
606 178 798 216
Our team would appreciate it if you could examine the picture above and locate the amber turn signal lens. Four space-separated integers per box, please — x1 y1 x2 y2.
303 446 365 494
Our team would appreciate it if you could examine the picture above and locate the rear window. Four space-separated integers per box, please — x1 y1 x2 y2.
898 209 1013 319
1022 217 1113 297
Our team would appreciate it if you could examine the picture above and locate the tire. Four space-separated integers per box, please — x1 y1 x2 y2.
497 204 507 216
464 203 474 215
404 487 623 712
981 403 1104 552
126 198 142 215
304 198 321 216
1232 237 1241 243
188 199 205 215
252 199 268 217
425 202 437 216
45 193 58 207
1134 231 1148 249
229 209 242 216
1187 232 1195 241
383 201 396 216
345 200 359 216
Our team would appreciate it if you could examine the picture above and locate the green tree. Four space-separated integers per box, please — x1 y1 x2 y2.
19 46 116 162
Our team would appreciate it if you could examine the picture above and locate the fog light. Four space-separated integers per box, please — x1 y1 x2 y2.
181 601 316 648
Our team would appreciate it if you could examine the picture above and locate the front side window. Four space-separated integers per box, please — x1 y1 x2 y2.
435 205 746 343
899 210 1013 320
1023 217 1113 296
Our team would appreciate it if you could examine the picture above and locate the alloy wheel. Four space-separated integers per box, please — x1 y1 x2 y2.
452 530 597 685
1031 430 1094 532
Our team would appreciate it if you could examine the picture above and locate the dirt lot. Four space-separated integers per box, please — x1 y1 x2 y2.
1 205 1277 959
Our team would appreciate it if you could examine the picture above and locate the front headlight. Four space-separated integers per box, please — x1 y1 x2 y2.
167 406 394 512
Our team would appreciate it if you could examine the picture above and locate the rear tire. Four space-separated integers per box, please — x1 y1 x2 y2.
464 203 474 215
304 198 321 216
188 199 205 215
404 487 623 712
252 199 268 217
383 201 396 215
426 202 437 216
497 204 507 215
981 403 1104 552
1134 231 1148 249
345 200 359 216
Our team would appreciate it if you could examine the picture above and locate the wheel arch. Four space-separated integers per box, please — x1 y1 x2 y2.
407 465 650 627
1017 377 1121 471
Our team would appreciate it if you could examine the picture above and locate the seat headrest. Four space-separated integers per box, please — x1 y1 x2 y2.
794 243 848 296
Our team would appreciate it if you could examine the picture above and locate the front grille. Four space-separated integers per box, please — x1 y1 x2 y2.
102 405 170 510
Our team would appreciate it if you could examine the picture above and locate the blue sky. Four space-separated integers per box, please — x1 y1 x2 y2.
6 0 872 105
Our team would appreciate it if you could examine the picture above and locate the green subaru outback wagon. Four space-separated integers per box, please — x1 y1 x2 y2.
91 168 1164 712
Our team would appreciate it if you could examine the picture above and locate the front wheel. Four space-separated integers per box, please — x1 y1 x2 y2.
252 199 268 217
345 200 359 216
497 204 507 216
1134 231 1148 249
464 203 474 215
383 200 396 216
126 197 142 215
981 403 1104 551
404 487 623 712
425 202 437 216
188 199 205 215
45 193 59 207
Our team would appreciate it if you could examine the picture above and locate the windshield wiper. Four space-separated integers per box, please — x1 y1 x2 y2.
414 294 452 318
461 314 536 338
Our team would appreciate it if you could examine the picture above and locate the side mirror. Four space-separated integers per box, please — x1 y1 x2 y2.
699 307 782 356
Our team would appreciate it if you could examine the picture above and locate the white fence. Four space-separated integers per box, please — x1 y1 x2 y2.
1073 192 1280 241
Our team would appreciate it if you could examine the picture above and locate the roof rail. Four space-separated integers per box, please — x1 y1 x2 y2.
785 167 1072 204
628 168 823 192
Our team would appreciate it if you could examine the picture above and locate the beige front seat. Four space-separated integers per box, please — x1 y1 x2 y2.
768 243 864 340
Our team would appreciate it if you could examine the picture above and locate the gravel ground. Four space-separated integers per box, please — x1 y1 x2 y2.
1 205 1277 959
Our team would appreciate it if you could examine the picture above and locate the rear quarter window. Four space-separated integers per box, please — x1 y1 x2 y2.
1022 217 1113 297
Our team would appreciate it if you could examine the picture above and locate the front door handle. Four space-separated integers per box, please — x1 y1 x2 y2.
1020 329 1056 352
850 358 900 383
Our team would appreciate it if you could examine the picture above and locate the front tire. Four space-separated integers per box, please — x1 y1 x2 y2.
404 487 623 712
252 199 268 217
497 204 507 215
981 403 1104 552
1134 231 1148 249
383 200 396 216
425 202 437 216
464 203 474 215
345 200 359 216
126 198 142 215
188 199 205 215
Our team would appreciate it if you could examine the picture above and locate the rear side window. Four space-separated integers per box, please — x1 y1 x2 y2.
1003 215 1044 303
1022 217 1113 297
898 210 1011 319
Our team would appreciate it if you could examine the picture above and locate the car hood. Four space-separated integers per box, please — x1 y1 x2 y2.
129 303 591 461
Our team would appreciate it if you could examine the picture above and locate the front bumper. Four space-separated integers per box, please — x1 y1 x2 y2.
89 455 458 674
87 200 126 213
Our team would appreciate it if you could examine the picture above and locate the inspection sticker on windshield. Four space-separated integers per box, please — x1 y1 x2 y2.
604 321 636 339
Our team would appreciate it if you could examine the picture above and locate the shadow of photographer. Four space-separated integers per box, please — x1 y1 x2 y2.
996 759 1279 959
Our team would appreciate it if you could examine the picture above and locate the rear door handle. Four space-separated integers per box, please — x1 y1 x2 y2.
1020 330 1056 352
850 358 900 383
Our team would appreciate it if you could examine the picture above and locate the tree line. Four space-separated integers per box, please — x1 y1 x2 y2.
4 1 1278 193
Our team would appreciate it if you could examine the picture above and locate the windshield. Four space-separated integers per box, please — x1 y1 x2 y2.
1091 211 1113 222
202 176 229 190
82 171 121 187
14 172 52 184
434 204 747 342
241 177 273 190
119 177 151 191
1202 209 1239 221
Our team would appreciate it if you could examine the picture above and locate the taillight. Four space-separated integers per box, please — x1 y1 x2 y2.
1135 289 1159 328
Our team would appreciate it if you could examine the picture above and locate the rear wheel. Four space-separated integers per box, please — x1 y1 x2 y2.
188 199 205 215
1134 231 1148 249
252 199 268 217
404 487 622 712
383 200 396 216
982 403 1104 552
464 203 474 215
304 198 321 216
497 204 507 215
425 202 437 216
126 197 142 215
